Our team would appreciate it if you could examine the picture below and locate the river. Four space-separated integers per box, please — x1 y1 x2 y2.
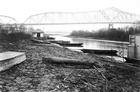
51 35 129 57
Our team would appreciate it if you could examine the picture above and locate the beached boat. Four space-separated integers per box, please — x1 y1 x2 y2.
31 39 50 44
43 57 140 70
47 36 55 40
81 49 118 56
31 39 44 43
124 57 140 64
49 40 70 44
42 57 98 68
48 40 82 47
0 51 26 71
58 42 83 47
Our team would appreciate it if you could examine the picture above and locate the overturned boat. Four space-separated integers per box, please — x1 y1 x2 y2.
0 51 26 72
42 57 98 69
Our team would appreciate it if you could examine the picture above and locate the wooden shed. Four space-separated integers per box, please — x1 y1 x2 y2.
32 29 44 38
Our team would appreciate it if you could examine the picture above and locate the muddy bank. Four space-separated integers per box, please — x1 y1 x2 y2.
0 40 140 92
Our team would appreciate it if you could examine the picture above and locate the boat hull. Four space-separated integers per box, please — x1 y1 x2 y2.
58 43 83 47
31 39 50 44
81 49 118 56
42 57 99 69
124 57 140 64
0 51 26 72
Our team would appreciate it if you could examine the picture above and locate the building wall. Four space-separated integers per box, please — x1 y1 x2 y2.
33 33 37 37
32 33 44 38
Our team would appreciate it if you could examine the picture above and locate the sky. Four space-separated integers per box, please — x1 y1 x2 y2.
0 0 139 23
0 0 139 34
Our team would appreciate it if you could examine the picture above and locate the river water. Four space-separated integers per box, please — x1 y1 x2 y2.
51 35 129 57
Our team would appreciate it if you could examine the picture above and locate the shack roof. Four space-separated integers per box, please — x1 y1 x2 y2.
32 29 44 33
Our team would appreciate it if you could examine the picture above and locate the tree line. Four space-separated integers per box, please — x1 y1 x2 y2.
70 27 140 42
0 24 31 43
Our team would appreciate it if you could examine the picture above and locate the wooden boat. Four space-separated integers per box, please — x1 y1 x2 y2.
0 51 26 72
31 39 50 44
43 57 140 70
81 49 118 56
42 57 98 68
124 57 140 64
58 42 83 47
31 39 44 43
49 40 70 44
47 36 55 40
48 40 82 47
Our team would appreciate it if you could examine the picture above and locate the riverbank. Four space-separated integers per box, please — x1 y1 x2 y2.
0 40 140 92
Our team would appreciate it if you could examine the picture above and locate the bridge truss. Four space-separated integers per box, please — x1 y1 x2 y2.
22 7 140 27
0 7 140 29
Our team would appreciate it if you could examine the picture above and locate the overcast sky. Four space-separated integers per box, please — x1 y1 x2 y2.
0 0 139 23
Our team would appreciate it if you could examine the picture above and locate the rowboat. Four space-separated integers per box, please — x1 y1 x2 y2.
0 51 26 71
47 36 55 40
49 40 83 47
31 39 44 43
58 42 83 47
81 49 118 56
31 39 50 44
49 40 70 44
124 57 140 64
42 57 98 68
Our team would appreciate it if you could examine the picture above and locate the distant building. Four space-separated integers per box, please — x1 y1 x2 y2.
32 29 44 38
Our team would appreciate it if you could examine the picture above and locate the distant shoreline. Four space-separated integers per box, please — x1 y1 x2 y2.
69 29 130 42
